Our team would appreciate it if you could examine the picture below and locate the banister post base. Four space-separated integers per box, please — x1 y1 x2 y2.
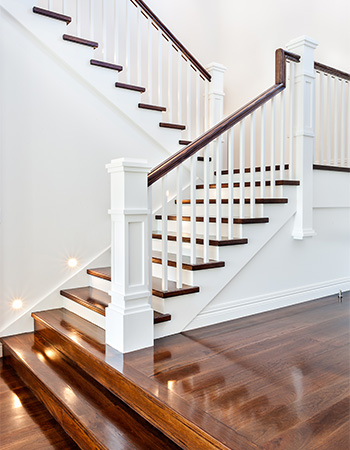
106 158 153 353
286 36 318 240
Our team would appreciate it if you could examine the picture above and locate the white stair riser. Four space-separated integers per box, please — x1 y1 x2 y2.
215 170 291 184
179 203 264 217
152 262 194 285
196 185 284 199
156 219 244 237
89 275 111 293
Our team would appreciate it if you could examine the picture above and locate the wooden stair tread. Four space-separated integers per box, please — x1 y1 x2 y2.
60 287 110 315
152 251 225 270
152 231 248 247
90 59 123 71
214 163 290 176
138 103 166 112
115 82 146 92
87 266 111 281
152 277 200 298
197 156 212 162
63 34 98 48
32 6 71 24
2 333 179 450
196 180 300 189
61 284 171 322
179 140 191 145
159 122 186 130
155 215 269 225
31 309 251 449
178 198 288 204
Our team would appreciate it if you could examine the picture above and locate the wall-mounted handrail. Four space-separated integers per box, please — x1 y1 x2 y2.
148 49 300 186
314 61 350 81
131 0 211 81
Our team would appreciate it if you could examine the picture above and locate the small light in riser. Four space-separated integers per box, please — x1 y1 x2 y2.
67 258 78 268
12 299 23 309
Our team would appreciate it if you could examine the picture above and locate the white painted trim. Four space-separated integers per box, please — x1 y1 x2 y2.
186 277 350 331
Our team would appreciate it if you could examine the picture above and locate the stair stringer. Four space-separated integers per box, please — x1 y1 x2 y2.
0 0 183 156
153 187 297 338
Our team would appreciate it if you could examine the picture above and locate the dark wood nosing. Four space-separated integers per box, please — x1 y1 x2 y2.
179 198 288 205
152 231 248 247
197 156 212 162
155 215 269 225
87 267 111 281
33 6 71 24
179 140 192 145
215 163 290 175
138 103 166 112
115 82 146 93
196 180 299 189
152 278 200 298
60 287 109 316
313 164 350 173
62 34 98 48
90 59 123 71
159 122 186 130
153 311 172 323
152 252 225 271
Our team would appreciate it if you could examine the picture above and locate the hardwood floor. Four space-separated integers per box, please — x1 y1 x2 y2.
126 292 350 449
0 358 79 449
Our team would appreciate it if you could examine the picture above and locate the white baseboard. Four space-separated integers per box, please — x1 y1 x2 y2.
185 277 350 331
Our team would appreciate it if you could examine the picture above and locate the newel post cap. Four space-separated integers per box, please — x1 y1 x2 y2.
106 157 151 173
286 35 319 51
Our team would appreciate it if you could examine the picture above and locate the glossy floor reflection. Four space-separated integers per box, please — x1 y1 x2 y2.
126 292 350 449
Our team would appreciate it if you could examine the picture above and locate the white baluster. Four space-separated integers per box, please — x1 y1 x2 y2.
177 50 182 124
204 80 209 132
239 119 245 221
102 0 107 60
280 89 286 180
126 0 131 84
319 73 325 164
176 166 183 288
148 185 153 306
76 0 81 36
62 0 65 14
228 128 234 239
190 155 197 264
158 30 163 105
168 40 173 122
187 63 192 139
250 112 256 217
148 19 153 104
270 97 276 197
333 78 339 165
89 0 94 41
261 103 266 197
161 176 168 291
288 62 295 177
216 138 222 240
327 75 332 165
203 145 210 262
137 7 142 86
113 1 118 64
340 80 346 166
196 75 200 136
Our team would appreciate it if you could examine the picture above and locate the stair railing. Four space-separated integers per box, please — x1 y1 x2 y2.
147 49 300 291
314 62 350 169
36 0 211 139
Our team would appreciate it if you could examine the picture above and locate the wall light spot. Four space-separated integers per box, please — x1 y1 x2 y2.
12 299 23 310
67 258 78 268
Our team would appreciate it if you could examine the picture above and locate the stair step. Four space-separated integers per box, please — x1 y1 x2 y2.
138 103 166 112
31 308 233 449
152 231 248 247
32 6 71 24
2 333 179 450
214 163 290 176
60 286 170 323
152 277 200 298
155 215 269 225
196 180 300 189
63 34 98 48
87 266 111 281
152 251 225 270
179 140 191 145
159 122 186 130
197 156 212 162
90 59 123 71
115 82 146 92
178 198 288 204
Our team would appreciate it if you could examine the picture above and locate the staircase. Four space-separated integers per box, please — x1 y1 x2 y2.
1 0 349 449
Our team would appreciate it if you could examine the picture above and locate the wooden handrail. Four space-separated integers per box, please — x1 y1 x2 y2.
148 49 300 187
314 61 350 81
131 0 211 81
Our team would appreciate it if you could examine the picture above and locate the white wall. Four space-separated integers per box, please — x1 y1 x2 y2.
0 9 169 333
146 0 350 115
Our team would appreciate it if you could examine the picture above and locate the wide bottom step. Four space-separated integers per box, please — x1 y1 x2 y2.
2 333 180 450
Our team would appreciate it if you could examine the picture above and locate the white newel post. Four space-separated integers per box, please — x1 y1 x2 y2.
286 36 318 239
105 158 154 353
206 63 226 180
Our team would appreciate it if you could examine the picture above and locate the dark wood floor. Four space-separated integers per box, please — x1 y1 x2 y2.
0 358 79 450
126 292 350 449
